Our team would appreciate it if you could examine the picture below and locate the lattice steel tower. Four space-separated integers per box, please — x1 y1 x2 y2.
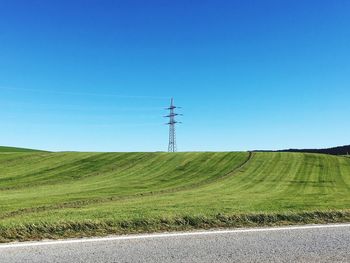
165 98 181 152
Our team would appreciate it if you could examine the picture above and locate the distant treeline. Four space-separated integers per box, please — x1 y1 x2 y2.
268 145 350 156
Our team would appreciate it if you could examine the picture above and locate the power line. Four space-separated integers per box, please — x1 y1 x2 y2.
0 86 168 99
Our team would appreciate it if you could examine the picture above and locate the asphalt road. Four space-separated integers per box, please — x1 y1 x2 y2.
1 224 350 263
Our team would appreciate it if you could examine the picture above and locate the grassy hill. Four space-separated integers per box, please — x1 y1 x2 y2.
0 146 46 152
1 151 350 242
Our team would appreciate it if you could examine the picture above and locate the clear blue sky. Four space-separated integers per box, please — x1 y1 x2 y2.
0 0 349 152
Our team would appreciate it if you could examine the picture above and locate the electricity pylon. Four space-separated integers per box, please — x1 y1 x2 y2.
165 98 181 152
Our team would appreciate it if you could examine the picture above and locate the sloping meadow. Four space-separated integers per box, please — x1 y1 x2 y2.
1 151 350 242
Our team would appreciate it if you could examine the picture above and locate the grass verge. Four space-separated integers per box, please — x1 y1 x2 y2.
1 210 350 243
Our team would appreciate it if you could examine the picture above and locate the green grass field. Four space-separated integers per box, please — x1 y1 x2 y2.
1 149 350 242
0 146 46 153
